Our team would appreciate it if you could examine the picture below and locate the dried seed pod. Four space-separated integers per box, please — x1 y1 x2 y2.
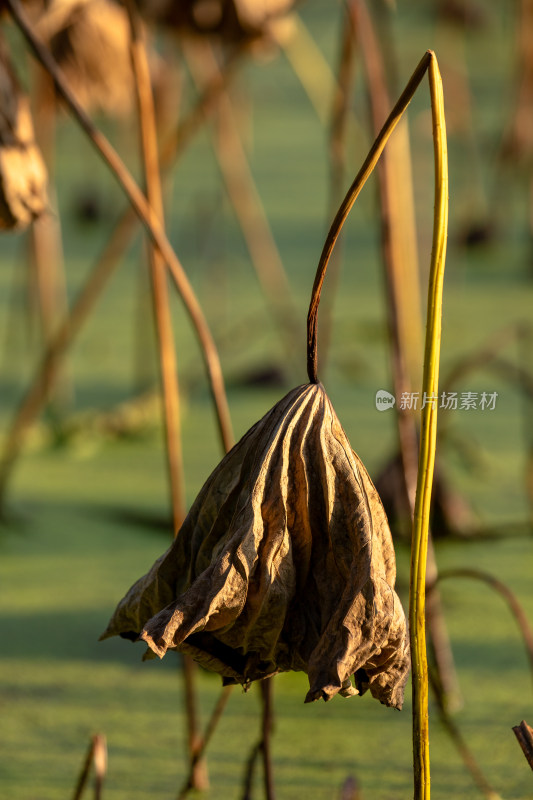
0 34 47 230
36 0 134 115
102 382 410 708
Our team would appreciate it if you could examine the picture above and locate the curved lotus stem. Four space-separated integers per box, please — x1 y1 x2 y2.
306 50 432 385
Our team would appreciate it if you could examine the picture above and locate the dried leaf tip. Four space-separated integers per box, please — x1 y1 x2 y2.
102 383 410 708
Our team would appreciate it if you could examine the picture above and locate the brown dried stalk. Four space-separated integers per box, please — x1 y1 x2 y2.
71 734 107 800
125 0 185 533
125 4 205 790
28 58 71 416
176 685 233 800
513 719 533 771
240 679 276 800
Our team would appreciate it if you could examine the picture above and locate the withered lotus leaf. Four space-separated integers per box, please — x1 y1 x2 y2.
101 383 410 708
0 34 48 230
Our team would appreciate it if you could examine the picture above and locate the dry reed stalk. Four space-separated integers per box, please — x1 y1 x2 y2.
183 38 299 369
181 648 208 791
260 677 275 800
130 5 208 790
125 0 185 534
71 734 107 800
176 685 233 800
27 53 72 416
240 678 276 800
513 720 533 771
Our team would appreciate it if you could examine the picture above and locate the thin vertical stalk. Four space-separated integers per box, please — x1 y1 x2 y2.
125 3 206 790
240 679 275 800
182 650 208 791
409 53 448 800
29 55 71 415
125 0 185 533
260 678 275 800
177 685 233 800
71 735 107 800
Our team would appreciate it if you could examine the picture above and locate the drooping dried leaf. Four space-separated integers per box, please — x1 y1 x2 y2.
102 383 410 708
0 34 47 230
36 0 134 115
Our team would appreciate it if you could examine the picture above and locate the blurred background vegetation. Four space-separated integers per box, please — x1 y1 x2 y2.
0 1 532 798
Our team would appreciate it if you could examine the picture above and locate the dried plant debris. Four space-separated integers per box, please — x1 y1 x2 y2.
36 0 134 115
0 34 47 230
102 383 410 708
136 0 294 45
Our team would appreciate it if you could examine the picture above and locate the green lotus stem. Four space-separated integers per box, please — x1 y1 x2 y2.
409 53 448 800
306 49 448 795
